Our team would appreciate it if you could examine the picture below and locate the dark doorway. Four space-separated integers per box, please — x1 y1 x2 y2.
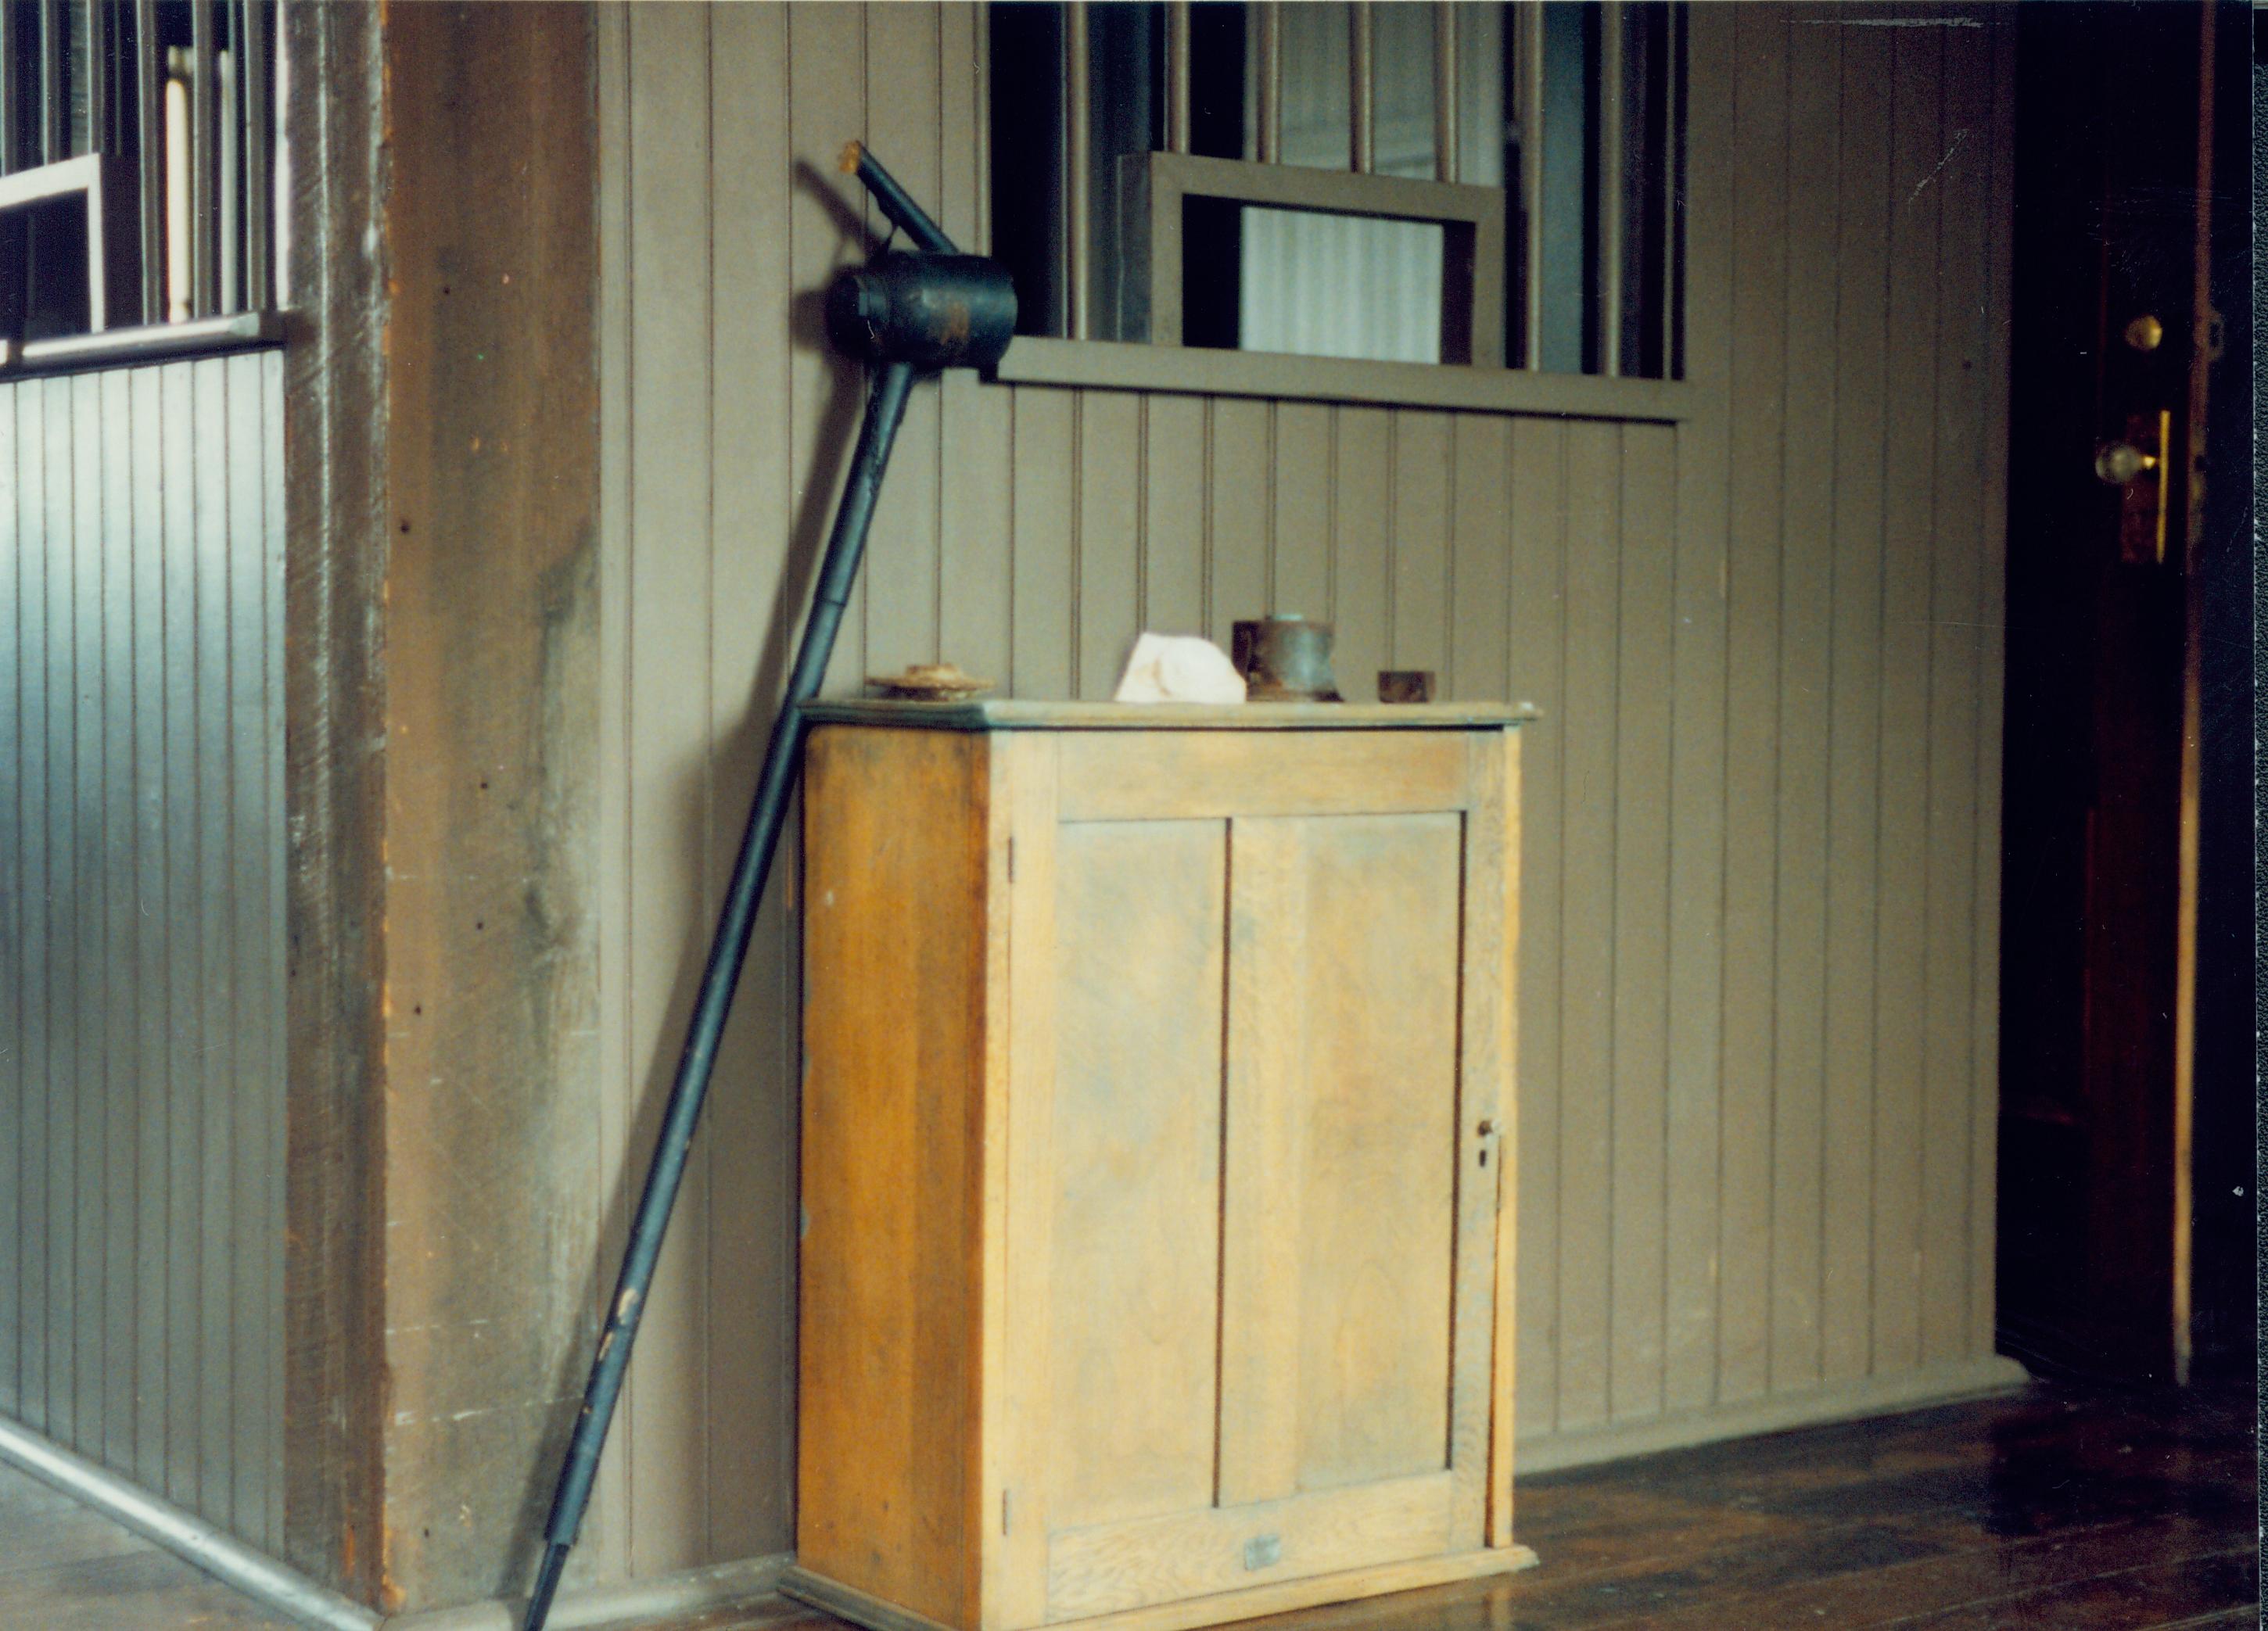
1996 1 2252 1385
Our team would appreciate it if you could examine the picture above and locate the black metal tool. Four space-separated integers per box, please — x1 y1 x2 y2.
519 143 1013 1631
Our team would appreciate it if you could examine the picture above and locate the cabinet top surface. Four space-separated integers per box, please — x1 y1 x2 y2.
802 699 1539 732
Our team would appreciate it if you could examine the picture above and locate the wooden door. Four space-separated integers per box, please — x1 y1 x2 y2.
993 731 1507 1628
1996 1 2237 1384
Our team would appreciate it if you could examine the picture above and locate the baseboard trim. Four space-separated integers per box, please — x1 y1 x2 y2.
381 1552 791 1631
0 1414 381 1631
1513 1354 2034 1475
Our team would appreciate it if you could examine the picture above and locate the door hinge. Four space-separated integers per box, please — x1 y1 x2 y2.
1007 836 1015 883
1002 1489 1013 1534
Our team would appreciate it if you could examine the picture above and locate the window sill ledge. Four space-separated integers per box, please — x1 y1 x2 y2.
0 310 285 378
988 336 1691 423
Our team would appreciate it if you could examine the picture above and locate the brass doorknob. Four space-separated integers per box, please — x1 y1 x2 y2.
2094 440 2159 486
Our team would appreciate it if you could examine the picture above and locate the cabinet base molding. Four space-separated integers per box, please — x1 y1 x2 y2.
780 1546 1541 1631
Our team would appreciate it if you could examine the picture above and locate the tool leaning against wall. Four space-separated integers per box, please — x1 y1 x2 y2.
516 145 1017 1631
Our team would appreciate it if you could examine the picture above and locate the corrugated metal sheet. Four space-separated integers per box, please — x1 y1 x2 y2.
0 350 287 1553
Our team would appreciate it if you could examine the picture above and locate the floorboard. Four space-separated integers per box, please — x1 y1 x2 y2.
0 1379 2250 1630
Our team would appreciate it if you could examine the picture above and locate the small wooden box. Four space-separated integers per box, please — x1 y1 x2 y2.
786 701 1537 1631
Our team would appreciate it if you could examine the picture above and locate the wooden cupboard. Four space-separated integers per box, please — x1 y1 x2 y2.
785 701 1537 1631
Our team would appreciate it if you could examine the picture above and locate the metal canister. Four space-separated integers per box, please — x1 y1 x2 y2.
1231 615 1343 702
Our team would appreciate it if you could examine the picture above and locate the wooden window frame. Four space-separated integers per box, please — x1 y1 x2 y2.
1127 151 1505 364
978 18 1692 423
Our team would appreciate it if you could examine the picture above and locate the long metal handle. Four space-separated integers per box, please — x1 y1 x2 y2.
521 357 918 1631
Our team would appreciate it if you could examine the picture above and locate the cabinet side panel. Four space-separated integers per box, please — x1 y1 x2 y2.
798 726 991 1625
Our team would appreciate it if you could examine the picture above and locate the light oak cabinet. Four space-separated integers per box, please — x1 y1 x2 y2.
785 702 1536 1631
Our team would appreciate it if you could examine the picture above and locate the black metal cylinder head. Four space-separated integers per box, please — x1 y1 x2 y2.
827 252 1017 371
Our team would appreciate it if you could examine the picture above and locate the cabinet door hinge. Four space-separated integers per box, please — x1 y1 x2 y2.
1007 836 1016 883
1002 1489 1013 1534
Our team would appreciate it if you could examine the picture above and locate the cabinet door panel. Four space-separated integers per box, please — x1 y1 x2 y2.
1042 819 1229 1533
998 740 1503 1629
1220 815 1466 1507
1045 1471 1455 1622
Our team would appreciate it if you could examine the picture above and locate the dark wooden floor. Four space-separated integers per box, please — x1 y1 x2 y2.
0 1378 2253 1629
749 1378 2260 1631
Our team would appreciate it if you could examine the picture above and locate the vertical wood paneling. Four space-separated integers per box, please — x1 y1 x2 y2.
1387 412 1449 676
1271 402 1333 622
1010 388 1076 697
1506 417 1564 1433
1918 15 1990 1368
623 0 714 1576
1329 408 1391 695
1767 10 1839 1396
1968 13 2018 1360
788 3 869 704
1205 399 1270 650
1716 7 1789 1408
1076 392 1142 697
1554 423 1621 1433
0 353 285 1544
705 0 796 1565
1871 20 1945 1380
863 2 943 680
1820 15 1893 1389
583 0 2021 1578
1140 396 1206 636
1448 416 1511 703
1609 424 1674 1423
1662 0 1735 1420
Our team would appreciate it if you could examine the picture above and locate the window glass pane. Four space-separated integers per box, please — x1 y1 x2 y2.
1534 0 1595 375
1236 208 1445 365
1265 2 1351 169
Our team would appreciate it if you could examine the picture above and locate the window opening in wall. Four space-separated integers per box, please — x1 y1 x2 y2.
0 0 276 348
987 0 1685 381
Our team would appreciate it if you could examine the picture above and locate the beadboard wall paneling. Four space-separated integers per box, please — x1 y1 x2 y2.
592 0 2018 1577
0 353 288 1554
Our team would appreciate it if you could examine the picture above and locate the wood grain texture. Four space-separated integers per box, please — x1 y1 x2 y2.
1043 820 1227 1533
1767 10 1839 1400
1486 733 1523 1550
1553 422 1620 1434
1505 417 1566 1437
1046 1473 1455 1622
1056 731 1474 822
795 721 1520 1630
1660 0 1735 1424
276 6 389 1596
797 727 990 1630
705 0 798 1565
993 734 1063 1631
1819 11 1893 1391
374 3 605 1609
1870 16 1947 1383
1716 5 1790 1411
